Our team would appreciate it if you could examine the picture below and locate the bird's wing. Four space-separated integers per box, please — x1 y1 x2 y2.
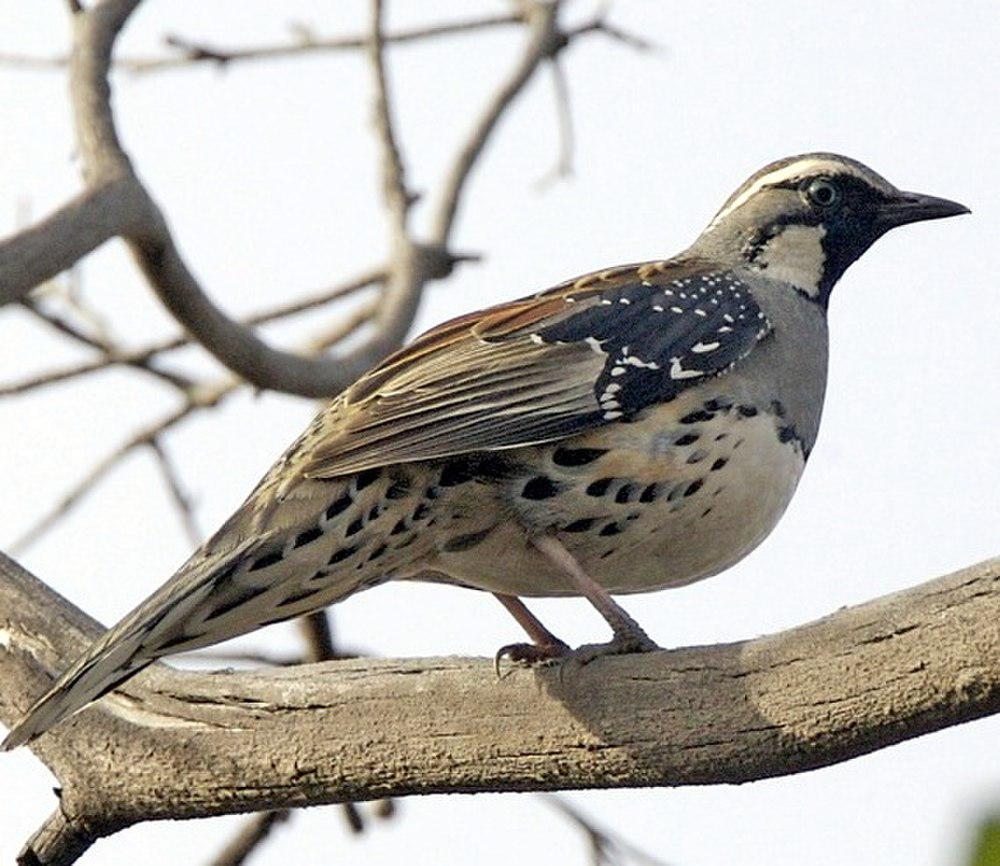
299 259 772 479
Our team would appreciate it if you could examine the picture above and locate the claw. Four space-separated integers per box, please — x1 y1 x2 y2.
494 640 571 676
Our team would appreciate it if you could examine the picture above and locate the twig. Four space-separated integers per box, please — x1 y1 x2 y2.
0 13 523 73
147 439 201 547
534 56 575 189
305 299 379 354
543 796 671 866
58 0 430 397
8 386 232 555
205 810 291 866
431 1 561 245
368 0 413 233
0 268 384 398
18 297 195 394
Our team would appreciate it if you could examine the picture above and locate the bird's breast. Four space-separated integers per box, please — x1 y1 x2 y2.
427 386 807 596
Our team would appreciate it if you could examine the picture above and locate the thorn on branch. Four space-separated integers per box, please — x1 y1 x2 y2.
163 34 233 69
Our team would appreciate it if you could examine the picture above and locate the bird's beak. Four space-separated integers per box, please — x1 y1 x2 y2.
876 190 971 231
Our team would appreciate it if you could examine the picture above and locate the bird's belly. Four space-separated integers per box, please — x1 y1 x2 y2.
426 397 806 596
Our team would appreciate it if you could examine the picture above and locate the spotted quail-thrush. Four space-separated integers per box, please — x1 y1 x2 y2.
2 153 969 750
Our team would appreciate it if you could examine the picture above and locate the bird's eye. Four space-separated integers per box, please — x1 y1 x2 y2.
804 178 841 209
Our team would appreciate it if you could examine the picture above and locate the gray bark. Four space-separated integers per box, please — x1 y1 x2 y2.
1 551 998 864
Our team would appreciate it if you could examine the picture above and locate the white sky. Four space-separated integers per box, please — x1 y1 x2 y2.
1 2 999 865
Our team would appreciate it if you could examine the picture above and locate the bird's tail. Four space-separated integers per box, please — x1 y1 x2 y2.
2 533 303 750
0 545 240 751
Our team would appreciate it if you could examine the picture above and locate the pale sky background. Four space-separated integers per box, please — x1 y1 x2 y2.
1 2 999 865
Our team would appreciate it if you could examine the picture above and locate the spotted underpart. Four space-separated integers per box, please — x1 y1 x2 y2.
535 271 771 421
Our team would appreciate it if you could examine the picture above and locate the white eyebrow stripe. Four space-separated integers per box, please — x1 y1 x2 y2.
707 157 894 228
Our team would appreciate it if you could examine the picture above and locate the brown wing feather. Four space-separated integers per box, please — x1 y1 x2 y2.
294 258 715 480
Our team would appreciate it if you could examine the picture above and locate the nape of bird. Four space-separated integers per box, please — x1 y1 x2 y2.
2 153 969 750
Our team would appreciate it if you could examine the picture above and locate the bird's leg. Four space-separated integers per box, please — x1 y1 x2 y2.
531 534 660 658
493 593 570 671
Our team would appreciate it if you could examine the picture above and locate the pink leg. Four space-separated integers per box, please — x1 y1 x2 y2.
531 535 659 653
492 593 570 671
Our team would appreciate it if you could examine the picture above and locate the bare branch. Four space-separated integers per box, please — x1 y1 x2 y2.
18 297 195 394
8 387 232 555
534 57 575 190
147 439 201 547
205 810 291 866
55 0 433 397
1 268 384 398
543 795 670 866
0 181 135 306
431 1 561 246
0 13 523 74
368 0 414 234
1 551 998 866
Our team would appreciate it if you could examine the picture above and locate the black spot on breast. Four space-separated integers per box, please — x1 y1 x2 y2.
615 483 636 504
328 545 358 565
711 457 728 471
204 583 270 621
684 479 704 497
639 483 660 503
778 425 800 444
701 507 713 517
385 477 411 499
354 467 381 491
675 433 700 446
367 543 388 562
442 526 494 552
439 460 473 487
424 486 440 500
294 525 324 548
680 409 714 424
586 478 614 497
249 549 283 572
368 504 384 522
738 405 758 418
599 523 623 537
277 587 318 608
395 533 418 549
412 502 431 521
686 450 708 465
552 447 608 467
390 518 409 536
600 548 617 559
522 476 561 500
563 518 597 533
325 494 353 521
770 400 787 417
345 516 365 536
704 398 733 413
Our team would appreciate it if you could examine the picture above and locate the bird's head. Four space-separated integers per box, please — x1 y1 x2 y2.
693 153 969 306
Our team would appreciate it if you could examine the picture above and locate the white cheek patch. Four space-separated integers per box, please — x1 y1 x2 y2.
755 225 827 297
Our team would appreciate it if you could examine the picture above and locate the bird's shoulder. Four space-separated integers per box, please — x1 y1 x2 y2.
292 258 772 479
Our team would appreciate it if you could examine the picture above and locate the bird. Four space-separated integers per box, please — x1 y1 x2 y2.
2 152 969 750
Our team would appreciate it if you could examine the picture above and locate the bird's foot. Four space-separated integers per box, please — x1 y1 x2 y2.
568 628 660 666
494 639 571 675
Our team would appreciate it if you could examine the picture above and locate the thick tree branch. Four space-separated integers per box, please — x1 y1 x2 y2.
1 552 997 865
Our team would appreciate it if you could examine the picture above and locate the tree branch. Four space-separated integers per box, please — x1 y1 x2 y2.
0 13 523 74
1 551 997 865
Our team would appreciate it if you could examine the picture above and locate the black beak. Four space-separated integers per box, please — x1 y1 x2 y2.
876 191 970 231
